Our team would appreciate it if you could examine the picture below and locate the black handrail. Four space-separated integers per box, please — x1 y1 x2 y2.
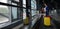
0 2 26 9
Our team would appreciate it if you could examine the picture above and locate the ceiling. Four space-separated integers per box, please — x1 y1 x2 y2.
36 0 60 9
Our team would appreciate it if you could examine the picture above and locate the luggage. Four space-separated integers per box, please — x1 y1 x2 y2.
44 16 51 26
24 17 29 25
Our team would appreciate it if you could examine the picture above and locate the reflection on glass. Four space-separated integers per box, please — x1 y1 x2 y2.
0 0 9 23
23 0 26 19
23 0 26 4
0 0 8 3
15 0 19 2
32 10 36 16
31 0 36 16
12 3 17 6
23 0 26 7
23 4 26 7
0 5 9 23
12 7 17 19
11 2 18 21
23 9 26 19
11 7 18 22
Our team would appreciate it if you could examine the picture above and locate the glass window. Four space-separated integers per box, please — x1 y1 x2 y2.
31 10 36 16
0 0 8 3
23 0 26 19
23 0 26 7
8 0 11 4
31 0 37 16
23 0 26 4
31 0 36 9
12 7 17 19
23 9 26 19
12 3 17 6
15 0 19 2
0 0 9 23
23 4 26 7
31 0 37 27
11 3 18 21
0 5 9 23
11 2 18 22
11 2 19 22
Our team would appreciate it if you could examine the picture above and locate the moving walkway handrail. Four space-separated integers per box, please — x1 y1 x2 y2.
0 13 9 18
0 2 26 9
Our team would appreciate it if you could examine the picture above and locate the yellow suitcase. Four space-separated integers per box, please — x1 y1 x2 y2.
44 17 51 26
23 17 29 25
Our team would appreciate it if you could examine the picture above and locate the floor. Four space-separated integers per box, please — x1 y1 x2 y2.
12 23 23 29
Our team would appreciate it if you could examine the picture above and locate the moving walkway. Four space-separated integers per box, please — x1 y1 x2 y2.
32 15 59 29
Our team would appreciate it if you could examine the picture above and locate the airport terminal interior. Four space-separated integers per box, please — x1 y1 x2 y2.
0 0 60 29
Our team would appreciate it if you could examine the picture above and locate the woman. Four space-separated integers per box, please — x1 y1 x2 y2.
44 3 49 16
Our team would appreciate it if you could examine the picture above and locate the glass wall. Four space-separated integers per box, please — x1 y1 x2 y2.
31 0 37 16
23 9 26 19
0 0 21 22
11 7 18 21
0 0 8 3
8 0 22 22
0 0 19 23
0 0 23 28
0 0 9 23
11 2 18 22
31 0 37 27
15 0 19 2
23 0 26 19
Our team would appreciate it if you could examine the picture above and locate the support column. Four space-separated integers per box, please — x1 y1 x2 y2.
26 0 31 29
